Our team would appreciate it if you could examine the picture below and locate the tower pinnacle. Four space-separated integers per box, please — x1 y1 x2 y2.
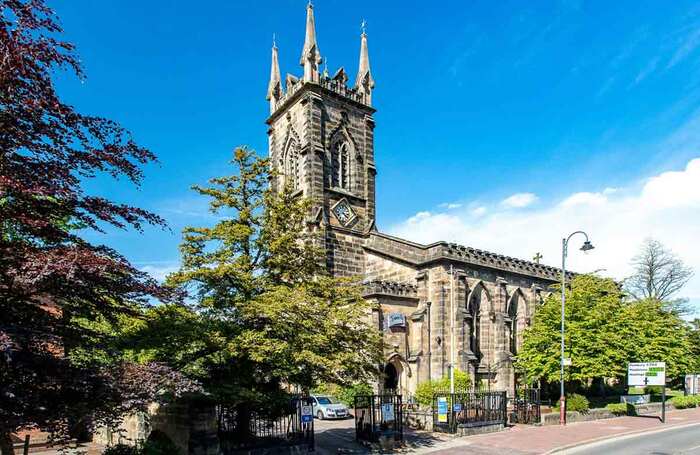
300 2 322 82
267 37 283 111
355 21 375 105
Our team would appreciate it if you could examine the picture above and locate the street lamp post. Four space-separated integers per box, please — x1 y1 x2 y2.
560 231 594 426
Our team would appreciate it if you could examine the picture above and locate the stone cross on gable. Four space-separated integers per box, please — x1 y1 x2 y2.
533 252 543 264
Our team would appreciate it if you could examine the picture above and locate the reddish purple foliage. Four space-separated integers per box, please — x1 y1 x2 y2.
0 0 191 444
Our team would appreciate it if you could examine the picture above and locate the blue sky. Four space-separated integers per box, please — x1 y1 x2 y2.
54 1 700 310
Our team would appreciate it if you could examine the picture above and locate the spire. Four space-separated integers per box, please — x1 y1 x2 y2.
267 36 283 111
355 20 375 105
300 1 322 82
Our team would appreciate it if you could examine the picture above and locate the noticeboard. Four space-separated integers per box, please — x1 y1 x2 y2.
437 396 448 423
381 403 395 422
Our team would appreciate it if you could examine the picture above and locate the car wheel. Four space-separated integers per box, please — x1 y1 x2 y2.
317 410 324 420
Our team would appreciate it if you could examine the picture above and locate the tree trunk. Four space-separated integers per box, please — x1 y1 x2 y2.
0 430 15 455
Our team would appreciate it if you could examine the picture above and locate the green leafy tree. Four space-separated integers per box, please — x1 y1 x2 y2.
156 147 382 406
517 275 628 385
517 275 695 390
688 319 700 373
620 299 694 379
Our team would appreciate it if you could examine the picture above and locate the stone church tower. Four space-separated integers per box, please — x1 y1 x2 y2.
266 3 376 277
265 4 565 398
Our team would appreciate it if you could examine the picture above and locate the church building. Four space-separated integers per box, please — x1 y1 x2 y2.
265 4 562 397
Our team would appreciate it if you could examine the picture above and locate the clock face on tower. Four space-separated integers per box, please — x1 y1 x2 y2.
331 198 357 227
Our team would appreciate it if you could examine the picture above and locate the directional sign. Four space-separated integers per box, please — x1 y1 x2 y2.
628 362 666 386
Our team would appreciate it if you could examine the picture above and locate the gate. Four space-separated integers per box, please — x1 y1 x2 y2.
218 396 314 453
510 388 541 424
354 394 403 444
433 391 507 434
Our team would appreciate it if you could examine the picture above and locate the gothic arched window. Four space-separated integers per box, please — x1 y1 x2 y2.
282 139 301 190
331 141 350 190
508 291 526 355
508 296 518 355
467 286 484 359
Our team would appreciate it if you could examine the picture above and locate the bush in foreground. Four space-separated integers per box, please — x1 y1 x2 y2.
606 403 636 416
671 395 700 409
415 370 472 408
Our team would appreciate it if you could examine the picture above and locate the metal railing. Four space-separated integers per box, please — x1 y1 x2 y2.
217 397 314 453
510 388 541 424
433 391 507 433
354 394 403 444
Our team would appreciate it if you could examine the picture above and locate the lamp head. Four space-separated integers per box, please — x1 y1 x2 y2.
580 240 594 252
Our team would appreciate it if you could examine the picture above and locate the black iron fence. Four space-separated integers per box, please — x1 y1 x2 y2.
510 388 541 424
218 397 314 453
432 391 507 433
354 394 403 444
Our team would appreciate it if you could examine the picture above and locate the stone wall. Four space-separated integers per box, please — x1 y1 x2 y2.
94 400 218 455
541 402 675 425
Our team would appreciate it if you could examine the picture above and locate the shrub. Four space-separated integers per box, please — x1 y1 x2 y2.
643 385 663 395
103 445 139 455
313 382 373 408
102 432 182 455
415 370 471 408
335 383 373 408
606 403 627 416
606 402 636 416
671 395 700 409
141 431 182 455
566 393 590 413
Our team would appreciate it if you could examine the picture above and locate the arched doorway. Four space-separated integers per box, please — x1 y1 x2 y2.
383 363 398 391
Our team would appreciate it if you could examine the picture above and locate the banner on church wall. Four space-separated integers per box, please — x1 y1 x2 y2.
385 312 406 329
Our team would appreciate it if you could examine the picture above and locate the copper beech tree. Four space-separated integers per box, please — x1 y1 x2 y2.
0 1 196 453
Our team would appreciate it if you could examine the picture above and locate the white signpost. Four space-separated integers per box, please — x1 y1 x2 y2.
628 362 666 386
627 362 666 422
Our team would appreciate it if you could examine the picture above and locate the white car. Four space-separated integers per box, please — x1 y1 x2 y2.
310 395 350 420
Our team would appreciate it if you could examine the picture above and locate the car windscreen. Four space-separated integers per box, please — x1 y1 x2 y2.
316 397 333 405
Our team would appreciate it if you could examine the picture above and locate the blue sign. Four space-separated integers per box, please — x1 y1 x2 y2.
453 403 462 412
301 405 313 423
387 313 406 328
437 396 448 423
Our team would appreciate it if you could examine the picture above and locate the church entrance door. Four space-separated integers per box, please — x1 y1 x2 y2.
383 363 399 392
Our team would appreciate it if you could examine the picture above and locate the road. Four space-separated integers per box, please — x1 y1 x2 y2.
565 422 700 455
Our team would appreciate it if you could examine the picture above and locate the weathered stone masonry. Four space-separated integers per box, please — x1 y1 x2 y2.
266 4 564 398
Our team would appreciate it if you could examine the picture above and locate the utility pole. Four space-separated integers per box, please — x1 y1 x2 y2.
450 265 455 394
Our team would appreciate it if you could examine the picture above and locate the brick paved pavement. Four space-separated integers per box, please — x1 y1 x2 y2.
420 407 700 454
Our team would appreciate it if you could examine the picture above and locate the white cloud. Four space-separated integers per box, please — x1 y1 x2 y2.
471 206 487 217
500 192 539 209
439 202 463 210
389 158 700 313
139 262 179 283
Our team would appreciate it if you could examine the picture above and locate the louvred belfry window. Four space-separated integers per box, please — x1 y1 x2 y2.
331 141 350 190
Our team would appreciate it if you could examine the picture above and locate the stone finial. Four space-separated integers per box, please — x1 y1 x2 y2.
355 23 375 105
300 2 322 82
266 38 283 111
